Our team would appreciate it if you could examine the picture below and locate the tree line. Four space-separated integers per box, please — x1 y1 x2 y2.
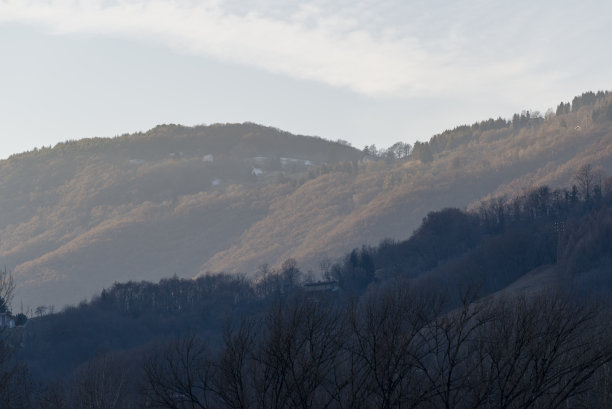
3 165 612 407
16 284 612 409
327 165 612 294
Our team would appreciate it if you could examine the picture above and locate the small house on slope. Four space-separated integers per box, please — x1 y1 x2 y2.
0 313 15 329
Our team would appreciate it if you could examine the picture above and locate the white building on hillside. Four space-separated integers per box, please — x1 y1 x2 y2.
0 313 15 329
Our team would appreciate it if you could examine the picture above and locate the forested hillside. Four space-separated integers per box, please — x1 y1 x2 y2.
8 175 612 407
0 123 362 307
2 91 612 309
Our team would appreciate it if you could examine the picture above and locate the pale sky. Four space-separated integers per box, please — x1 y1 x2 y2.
1 0 611 158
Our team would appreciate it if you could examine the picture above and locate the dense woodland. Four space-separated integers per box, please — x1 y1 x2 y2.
2 91 612 408
1 165 612 407
17 290 612 409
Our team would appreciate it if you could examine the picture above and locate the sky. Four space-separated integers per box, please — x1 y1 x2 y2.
1 0 611 159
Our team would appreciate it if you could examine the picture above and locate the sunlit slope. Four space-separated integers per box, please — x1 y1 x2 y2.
203 95 612 274
0 123 361 306
3 92 612 308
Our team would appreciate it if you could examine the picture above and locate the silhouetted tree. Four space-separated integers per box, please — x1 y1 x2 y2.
347 283 443 409
0 269 33 409
143 334 214 409
574 164 598 200
71 353 131 409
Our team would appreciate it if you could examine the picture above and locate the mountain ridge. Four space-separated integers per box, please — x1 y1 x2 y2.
3 92 612 308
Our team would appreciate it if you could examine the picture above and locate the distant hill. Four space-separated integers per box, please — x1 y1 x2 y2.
1 123 362 307
3 91 612 308
200 92 612 275
20 176 612 381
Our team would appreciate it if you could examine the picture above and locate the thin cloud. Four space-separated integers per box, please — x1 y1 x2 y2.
0 0 596 99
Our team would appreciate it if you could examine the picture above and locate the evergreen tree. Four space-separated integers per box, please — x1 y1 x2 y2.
411 141 433 163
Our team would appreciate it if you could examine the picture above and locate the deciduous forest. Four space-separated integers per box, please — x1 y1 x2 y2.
2 91 612 408
2 167 612 407
1 92 612 308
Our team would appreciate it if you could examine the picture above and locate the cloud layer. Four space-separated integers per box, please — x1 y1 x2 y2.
1 0 610 99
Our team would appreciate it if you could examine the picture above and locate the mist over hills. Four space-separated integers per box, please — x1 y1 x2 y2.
2 91 612 308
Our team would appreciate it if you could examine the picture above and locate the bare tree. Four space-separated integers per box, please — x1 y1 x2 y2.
71 353 131 409
138 282 612 409
251 295 345 409
574 164 601 200
416 285 495 409
213 321 257 409
0 268 15 313
477 293 612 409
143 334 214 409
0 269 32 409
345 283 445 409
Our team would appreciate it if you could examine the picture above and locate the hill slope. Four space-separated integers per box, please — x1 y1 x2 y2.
1 123 362 307
202 92 612 274
3 92 612 308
